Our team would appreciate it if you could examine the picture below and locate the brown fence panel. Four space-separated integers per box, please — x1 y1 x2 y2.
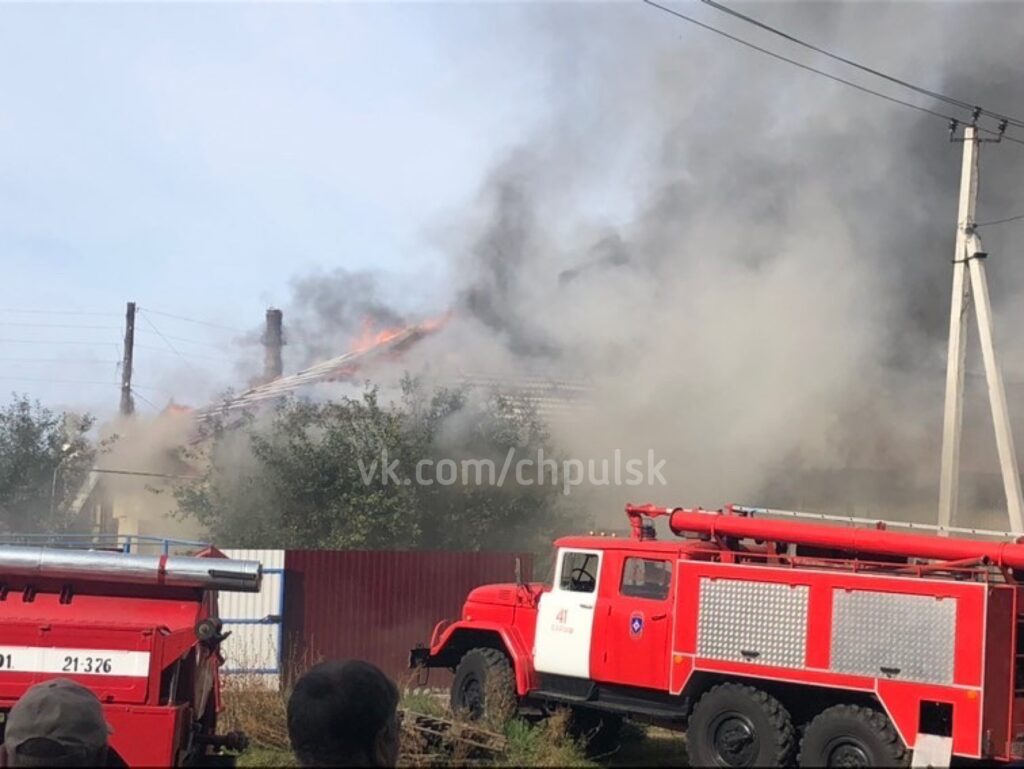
282 551 533 685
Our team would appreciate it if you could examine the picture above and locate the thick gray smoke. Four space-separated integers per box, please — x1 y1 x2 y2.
283 267 409 369
283 2 1024 527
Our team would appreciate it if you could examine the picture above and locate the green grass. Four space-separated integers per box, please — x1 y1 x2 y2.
234 723 684 767
502 711 592 768
402 689 450 719
228 677 683 768
235 746 296 767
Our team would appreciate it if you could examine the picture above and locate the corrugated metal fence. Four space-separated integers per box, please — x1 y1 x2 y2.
282 551 533 685
219 549 285 682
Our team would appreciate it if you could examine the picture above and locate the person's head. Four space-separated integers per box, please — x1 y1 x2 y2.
287 660 400 768
2 678 112 767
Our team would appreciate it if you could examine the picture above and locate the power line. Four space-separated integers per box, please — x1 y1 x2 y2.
975 213 1024 228
642 0 958 123
0 309 119 317
129 387 160 412
0 323 121 330
133 343 224 362
0 376 120 387
993 132 1024 147
137 307 241 334
89 467 198 480
132 383 177 395
0 339 120 347
135 328 225 349
697 0 1024 130
645 0 1024 150
0 358 120 364
138 313 202 375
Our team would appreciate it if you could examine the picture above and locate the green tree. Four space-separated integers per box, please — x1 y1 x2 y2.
0 394 97 533
175 378 583 551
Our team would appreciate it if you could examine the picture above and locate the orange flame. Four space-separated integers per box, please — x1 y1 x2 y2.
349 318 407 354
347 311 452 355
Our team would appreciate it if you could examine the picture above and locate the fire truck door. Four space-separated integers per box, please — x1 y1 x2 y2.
533 548 603 679
593 556 672 690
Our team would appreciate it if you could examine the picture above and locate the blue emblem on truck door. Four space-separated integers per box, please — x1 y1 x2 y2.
629 611 644 638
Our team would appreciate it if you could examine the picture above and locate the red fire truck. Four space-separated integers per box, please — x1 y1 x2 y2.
411 503 1024 766
0 542 261 766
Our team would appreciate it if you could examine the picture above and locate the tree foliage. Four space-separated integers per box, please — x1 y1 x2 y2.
175 378 583 551
0 394 97 533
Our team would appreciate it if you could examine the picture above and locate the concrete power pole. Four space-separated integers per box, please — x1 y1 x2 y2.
119 301 136 416
938 124 1024 532
263 308 283 383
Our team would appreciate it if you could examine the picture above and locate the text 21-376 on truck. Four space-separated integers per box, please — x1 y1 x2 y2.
411 503 1024 767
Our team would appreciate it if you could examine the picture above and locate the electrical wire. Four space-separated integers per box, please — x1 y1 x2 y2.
89 467 198 480
697 0 1024 130
0 338 120 347
132 344 224 362
129 387 160 412
137 306 241 333
991 132 1024 147
0 309 118 317
0 376 121 387
132 383 176 395
0 323 121 330
138 314 202 375
642 0 957 123
135 329 225 348
0 358 120 364
975 213 1024 228
644 0 1024 150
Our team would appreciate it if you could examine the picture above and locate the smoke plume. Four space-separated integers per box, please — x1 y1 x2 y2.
278 2 1024 527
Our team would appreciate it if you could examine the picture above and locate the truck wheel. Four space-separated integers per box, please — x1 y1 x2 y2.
687 683 795 767
798 704 908 768
451 648 517 726
569 708 623 756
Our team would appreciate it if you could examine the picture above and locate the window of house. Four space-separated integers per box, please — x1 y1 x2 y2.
620 557 671 600
559 551 599 593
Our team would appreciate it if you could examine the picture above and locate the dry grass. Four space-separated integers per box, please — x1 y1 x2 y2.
221 673 292 752
502 709 590 767
222 673 590 767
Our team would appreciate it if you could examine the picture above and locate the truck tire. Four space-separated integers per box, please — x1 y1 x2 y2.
798 704 908 768
451 648 517 726
687 683 795 767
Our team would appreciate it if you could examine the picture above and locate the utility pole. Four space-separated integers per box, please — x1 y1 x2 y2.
938 124 1024 532
263 308 283 383
119 301 136 416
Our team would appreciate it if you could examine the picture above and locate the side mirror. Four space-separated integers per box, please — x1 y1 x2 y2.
514 556 524 587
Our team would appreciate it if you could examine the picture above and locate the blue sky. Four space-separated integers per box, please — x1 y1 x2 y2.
0 2 570 416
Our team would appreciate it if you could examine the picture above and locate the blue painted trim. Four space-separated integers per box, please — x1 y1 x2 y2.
0 533 209 552
220 562 286 677
277 568 286 672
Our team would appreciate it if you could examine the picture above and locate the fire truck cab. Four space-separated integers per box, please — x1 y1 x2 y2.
412 504 1024 767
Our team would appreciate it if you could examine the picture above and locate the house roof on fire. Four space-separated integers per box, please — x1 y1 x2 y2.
195 317 593 423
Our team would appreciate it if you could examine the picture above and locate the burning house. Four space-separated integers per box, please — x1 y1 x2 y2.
73 309 594 539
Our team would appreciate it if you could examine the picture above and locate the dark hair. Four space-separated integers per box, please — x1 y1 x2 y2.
287 660 399 767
